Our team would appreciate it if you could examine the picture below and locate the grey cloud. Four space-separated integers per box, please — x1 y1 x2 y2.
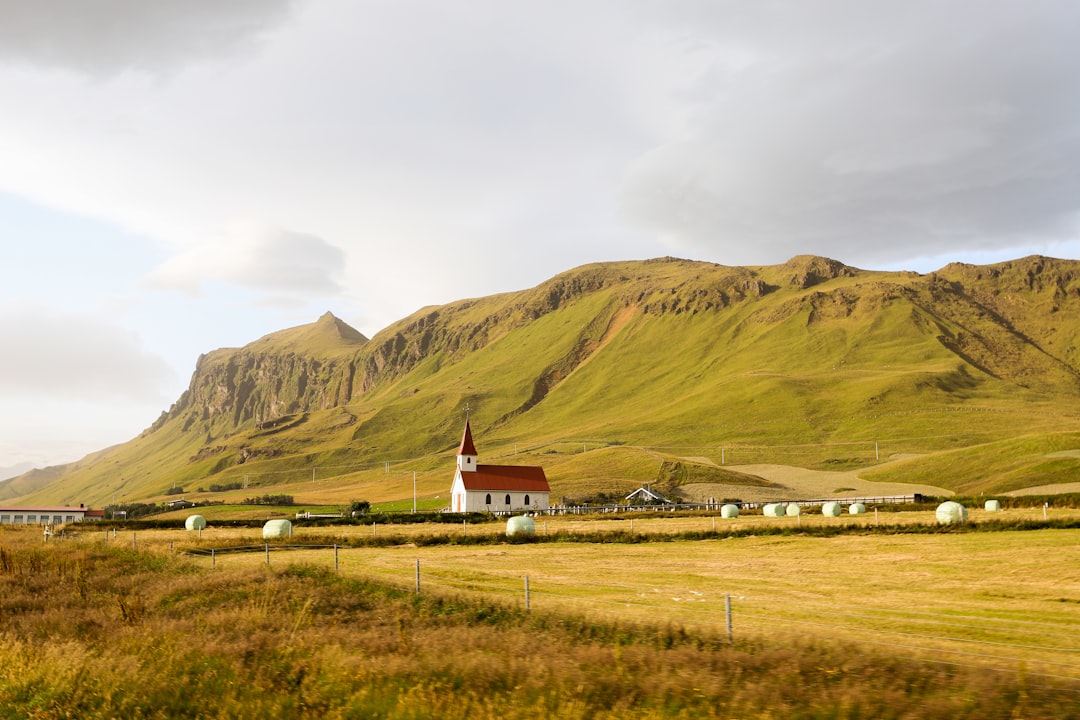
619 1 1080 267
0 0 297 75
0 305 175 402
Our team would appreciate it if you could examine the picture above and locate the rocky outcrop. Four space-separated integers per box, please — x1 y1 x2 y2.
157 313 363 435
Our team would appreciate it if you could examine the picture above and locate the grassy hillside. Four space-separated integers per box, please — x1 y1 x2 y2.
8 255 1080 507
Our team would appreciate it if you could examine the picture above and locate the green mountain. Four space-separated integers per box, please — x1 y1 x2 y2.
7 255 1080 507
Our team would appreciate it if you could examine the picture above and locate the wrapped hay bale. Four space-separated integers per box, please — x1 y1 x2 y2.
720 504 740 519
762 503 785 517
821 501 842 517
262 519 293 539
936 501 967 525
848 503 867 515
184 515 206 531
506 515 536 537
785 503 801 517
984 499 1001 512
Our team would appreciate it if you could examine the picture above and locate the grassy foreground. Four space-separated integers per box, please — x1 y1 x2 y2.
2 528 1078 719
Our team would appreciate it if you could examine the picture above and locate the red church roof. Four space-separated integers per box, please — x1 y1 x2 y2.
457 420 479 456
458 464 550 492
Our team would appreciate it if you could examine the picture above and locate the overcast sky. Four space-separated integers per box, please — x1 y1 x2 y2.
3 0 1079 473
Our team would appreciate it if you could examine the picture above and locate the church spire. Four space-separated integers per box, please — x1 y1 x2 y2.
457 420 478 472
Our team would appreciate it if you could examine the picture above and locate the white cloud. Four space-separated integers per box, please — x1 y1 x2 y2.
145 222 346 299
0 304 175 402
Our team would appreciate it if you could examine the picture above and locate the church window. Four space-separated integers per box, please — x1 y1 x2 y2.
524 495 530 505
505 494 511 506
485 493 491 505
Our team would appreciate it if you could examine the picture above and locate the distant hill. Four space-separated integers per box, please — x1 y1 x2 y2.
9 255 1080 507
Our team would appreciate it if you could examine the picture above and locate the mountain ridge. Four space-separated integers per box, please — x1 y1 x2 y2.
6 254 1080 506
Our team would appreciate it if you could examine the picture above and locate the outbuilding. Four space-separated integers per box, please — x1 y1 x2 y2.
449 421 550 513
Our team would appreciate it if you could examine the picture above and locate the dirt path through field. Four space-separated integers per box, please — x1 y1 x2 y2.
681 459 952 502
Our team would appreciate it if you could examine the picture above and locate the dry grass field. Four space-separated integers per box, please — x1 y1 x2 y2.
5 516 1079 719
100 508 1080 688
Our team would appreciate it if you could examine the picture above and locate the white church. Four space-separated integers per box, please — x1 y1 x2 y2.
449 421 550 513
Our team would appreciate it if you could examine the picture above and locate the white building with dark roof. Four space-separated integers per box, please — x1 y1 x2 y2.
0 506 103 524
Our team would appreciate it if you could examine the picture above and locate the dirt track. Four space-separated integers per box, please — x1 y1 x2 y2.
680 461 952 502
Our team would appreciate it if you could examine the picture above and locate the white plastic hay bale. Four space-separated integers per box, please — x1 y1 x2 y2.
720 504 740 519
184 514 206 531
936 501 968 525
821 501 842 517
262 519 293 539
848 503 867 515
506 515 536 537
762 503 785 517
785 503 801 517
984 499 1001 512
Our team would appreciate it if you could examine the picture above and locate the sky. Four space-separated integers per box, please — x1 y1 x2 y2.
2 0 1080 474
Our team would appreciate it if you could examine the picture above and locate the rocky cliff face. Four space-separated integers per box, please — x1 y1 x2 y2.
154 312 364 435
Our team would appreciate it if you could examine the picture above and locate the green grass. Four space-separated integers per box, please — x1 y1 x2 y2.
864 431 1080 493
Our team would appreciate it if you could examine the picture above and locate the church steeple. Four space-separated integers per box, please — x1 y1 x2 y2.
457 420 478 472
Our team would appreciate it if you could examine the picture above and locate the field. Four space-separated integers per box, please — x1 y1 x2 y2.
77 509 1080 683
3 505 1078 718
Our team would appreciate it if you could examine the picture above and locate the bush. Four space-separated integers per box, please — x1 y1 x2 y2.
208 482 244 493
241 494 294 506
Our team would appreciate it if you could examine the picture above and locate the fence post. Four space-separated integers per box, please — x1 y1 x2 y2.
334 545 339 574
265 543 270 566
211 548 216 569
463 519 467 537
725 595 733 644
132 532 137 549
415 559 421 594
525 575 530 613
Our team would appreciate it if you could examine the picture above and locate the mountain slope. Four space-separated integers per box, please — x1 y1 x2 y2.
9 255 1080 506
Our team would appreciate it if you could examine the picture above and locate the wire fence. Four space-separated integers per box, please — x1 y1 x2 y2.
178 542 1080 693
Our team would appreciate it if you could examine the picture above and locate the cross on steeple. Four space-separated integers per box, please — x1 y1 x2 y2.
464 403 472 421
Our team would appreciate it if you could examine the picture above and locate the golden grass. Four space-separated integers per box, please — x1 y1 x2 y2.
4 524 1079 718
131 509 1080 684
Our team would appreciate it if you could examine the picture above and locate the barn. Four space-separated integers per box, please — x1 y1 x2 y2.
449 421 550 513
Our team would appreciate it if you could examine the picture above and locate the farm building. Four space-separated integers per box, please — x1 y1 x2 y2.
0 505 104 524
449 421 550 513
